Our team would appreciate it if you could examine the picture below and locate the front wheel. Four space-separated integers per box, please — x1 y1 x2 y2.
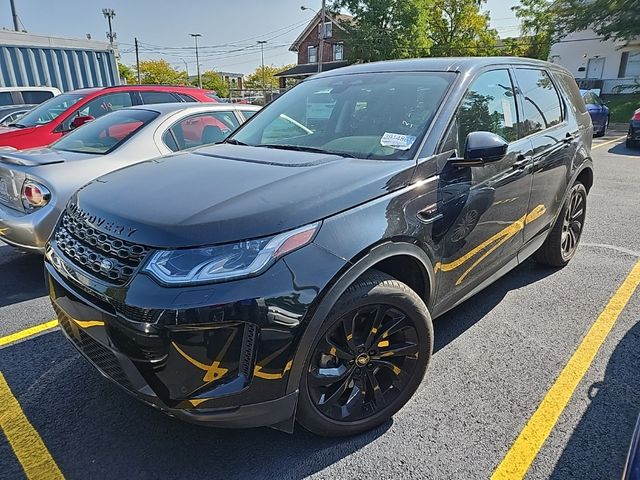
533 182 587 267
297 270 433 437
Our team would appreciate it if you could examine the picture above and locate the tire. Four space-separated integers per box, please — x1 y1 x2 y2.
296 269 433 437
594 119 608 137
533 182 587 267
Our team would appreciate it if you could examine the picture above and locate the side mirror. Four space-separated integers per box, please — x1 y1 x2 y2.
452 131 509 167
70 115 94 130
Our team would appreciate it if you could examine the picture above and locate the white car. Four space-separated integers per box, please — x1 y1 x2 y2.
0 102 260 252
0 86 61 106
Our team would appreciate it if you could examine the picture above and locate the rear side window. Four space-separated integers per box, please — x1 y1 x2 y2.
175 93 197 102
240 110 257 120
22 90 54 104
140 91 179 104
513 69 563 135
555 73 587 115
455 69 519 153
0 92 13 106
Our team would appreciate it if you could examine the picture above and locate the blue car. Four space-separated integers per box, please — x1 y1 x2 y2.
581 89 610 137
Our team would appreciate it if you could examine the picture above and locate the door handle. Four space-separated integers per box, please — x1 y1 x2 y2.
563 133 576 143
513 155 532 170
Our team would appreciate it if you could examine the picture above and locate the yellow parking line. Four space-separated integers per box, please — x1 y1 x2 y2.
592 135 626 149
0 320 59 348
492 260 640 479
0 372 64 479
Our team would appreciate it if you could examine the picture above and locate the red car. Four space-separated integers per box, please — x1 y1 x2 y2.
0 85 220 149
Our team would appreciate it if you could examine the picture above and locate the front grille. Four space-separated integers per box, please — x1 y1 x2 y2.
53 206 150 285
56 307 135 391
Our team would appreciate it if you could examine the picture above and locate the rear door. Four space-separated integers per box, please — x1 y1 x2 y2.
434 68 534 307
512 67 575 245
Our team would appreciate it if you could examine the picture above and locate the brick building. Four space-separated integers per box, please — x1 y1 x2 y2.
275 10 352 88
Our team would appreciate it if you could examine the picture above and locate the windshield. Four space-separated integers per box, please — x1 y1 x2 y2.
229 72 454 160
14 93 85 127
51 109 159 155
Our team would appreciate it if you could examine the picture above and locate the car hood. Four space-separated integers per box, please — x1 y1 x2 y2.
73 144 414 248
0 147 95 166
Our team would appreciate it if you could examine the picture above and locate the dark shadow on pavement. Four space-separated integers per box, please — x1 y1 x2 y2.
0 332 390 480
549 316 640 479
608 143 640 157
434 258 557 353
0 243 47 307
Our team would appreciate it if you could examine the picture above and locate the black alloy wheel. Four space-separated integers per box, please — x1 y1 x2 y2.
561 185 586 260
297 270 433 437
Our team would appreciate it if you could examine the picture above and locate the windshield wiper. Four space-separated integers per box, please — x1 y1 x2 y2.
259 144 359 159
225 138 249 146
7 123 26 128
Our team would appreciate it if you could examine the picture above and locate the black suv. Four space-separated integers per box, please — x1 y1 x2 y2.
45 58 593 437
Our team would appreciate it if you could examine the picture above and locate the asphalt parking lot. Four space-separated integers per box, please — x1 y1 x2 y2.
1 131 639 480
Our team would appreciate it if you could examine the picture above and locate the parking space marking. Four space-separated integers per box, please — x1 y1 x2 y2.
492 260 640 479
0 372 64 479
0 320 59 348
592 135 626 149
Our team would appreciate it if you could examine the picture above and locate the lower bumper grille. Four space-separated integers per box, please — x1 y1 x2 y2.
56 306 135 391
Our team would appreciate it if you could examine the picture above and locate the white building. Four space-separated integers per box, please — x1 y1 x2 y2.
549 29 640 94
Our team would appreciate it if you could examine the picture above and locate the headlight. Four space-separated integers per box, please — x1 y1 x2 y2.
144 222 320 285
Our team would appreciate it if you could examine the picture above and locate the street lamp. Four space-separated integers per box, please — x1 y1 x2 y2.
102 8 117 49
301 1 326 73
257 40 267 102
190 33 202 89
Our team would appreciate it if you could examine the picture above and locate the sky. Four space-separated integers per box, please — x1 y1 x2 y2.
4 0 522 75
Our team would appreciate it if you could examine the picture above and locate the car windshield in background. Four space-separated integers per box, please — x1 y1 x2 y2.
230 72 454 160
51 109 159 155
13 93 85 127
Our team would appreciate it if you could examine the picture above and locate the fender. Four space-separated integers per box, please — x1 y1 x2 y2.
285 241 436 396
551 158 594 229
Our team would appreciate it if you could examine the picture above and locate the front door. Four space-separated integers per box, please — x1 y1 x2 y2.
433 69 533 309
586 57 605 79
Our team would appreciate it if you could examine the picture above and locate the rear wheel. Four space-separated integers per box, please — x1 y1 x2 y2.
533 182 587 267
297 270 433 437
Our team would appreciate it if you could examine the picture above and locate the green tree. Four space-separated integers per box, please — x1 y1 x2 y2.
194 71 229 97
331 0 430 62
554 0 640 41
245 65 295 90
118 63 136 84
137 59 187 85
420 0 499 56
499 37 531 57
511 0 554 60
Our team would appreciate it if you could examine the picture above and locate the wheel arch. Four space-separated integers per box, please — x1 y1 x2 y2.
285 241 436 395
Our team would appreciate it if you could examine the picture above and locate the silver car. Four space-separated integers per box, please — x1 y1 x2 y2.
0 102 260 252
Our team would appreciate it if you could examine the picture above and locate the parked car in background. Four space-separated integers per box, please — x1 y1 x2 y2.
44 57 593 436
627 108 640 149
581 89 610 137
0 103 259 252
0 104 35 127
0 85 220 150
0 86 61 106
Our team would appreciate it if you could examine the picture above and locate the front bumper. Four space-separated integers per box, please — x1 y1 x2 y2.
0 202 58 253
46 242 346 429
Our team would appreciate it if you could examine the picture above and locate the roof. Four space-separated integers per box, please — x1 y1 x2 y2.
70 85 214 94
0 30 112 52
275 61 351 78
310 56 574 79
289 11 353 52
127 102 260 115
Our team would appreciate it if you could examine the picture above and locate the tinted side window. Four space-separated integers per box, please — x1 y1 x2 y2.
240 110 257 120
555 73 587 115
61 92 133 131
176 93 197 102
0 92 13 106
22 91 54 104
140 91 179 104
456 69 518 153
514 69 563 136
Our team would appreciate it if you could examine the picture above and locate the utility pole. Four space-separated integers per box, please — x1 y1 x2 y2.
257 40 267 101
180 58 189 79
102 8 117 48
134 37 141 84
318 0 326 73
190 33 202 89
9 0 19 31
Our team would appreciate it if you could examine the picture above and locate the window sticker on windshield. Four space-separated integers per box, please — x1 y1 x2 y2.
380 132 417 150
